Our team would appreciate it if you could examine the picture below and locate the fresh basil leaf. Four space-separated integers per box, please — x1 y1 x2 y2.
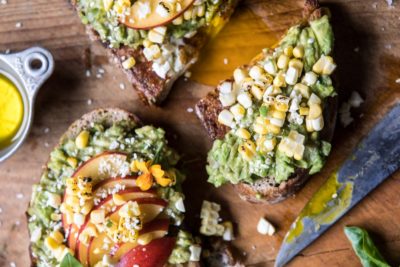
344 226 390 267
60 253 82 267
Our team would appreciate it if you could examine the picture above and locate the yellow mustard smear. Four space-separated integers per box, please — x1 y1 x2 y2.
0 74 24 150
286 171 354 243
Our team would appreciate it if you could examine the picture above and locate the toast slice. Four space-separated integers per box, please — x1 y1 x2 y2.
27 108 241 266
196 0 338 204
71 0 238 105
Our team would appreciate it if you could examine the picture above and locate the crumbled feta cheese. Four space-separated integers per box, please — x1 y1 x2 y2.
15 22 22 28
152 61 171 79
175 197 185 212
348 91 364 108
189 245 202 261
137 1 151 19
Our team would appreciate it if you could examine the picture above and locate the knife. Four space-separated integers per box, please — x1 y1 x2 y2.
275 103 400 267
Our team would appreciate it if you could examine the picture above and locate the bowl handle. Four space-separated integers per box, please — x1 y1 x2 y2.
0 47 54 99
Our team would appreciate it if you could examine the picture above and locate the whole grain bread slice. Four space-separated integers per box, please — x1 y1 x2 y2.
28 108 241 266
195 0 338 204
71 1 238 105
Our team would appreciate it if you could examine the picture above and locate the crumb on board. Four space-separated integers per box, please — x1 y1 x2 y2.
85 70 91 77
15 22 22 28
187 107 194 113
87 99 93 105
119 83 125 90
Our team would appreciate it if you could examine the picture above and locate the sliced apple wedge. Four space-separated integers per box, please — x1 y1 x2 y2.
93 176 137 192
76 197 167 265
122 0 195 30
72 152 128 182
116 237 176 267
110 219 170 261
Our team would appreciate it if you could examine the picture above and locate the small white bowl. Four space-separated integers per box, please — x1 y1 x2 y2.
0 47 54 162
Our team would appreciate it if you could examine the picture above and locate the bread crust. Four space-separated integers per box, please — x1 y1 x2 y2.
196 0 338 204
71 0 238 105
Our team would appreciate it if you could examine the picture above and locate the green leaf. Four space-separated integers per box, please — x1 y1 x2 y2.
60 253 83 267
259 106 269 117
344 226 390 267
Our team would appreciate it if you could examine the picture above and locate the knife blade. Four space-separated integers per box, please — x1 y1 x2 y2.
275 103 400 267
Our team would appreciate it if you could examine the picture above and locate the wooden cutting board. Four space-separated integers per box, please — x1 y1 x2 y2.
0 0 399 266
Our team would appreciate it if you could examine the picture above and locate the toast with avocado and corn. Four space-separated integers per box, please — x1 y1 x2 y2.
71 0 238 105
196 0 338 204
27 108 241 267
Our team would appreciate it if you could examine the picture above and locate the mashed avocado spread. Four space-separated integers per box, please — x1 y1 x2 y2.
28 121 195 266
77 0 225 49
207 15 335 187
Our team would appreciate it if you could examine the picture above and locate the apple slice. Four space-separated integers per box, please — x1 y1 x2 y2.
110 219 170 261
76 197 168 265
93 176 137 192
116 237 176 267
122 0 195 30
72 152 128 182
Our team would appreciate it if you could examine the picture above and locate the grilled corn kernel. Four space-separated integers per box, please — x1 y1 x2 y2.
284 46 293 57
274 102 289 112
273 72 286 87
45 236 60 251
230 104 246 119
233 68 248 84
237 92 253 108
266 123 281 134
277 54 289 69
285 66 299 85
269 117 285 127
218 110 234 127
103 0 113 11
306 118 314 132
236 128 251 139
294 144 305 160
66 157 78 168
310 116 324 131
308 104 322 119
143 39 152 48
113 193 126 205
322 60 337 75
264 60 277 75
244 140 256 153
183 8 193 20
196 4 205 17
249 65 264 80
65 211 74 225
50 230 64 244
122 57 136 69
294 83 311 98
81 201 94 215
238 145 254 161
271 109 286 120
119 201 141 217
138 232 155 246
90 209 106 224
289 59 304 72
293 45 304 58
254 123 268 135
66 195 80 207
75 130 90 149
172 15 183 25
308 93 322 105
85 223 98 237
299 107 309 116
250 85 264 100
303 71 318 86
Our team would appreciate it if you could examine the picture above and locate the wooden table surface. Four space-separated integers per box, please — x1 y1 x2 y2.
1 0 400 266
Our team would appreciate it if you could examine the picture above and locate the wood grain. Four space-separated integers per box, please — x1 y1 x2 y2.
0 0 399 266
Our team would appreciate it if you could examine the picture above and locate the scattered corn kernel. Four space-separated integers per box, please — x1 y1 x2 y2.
294 83 311 99
249 65 264 80
233 68 248 84
236 128 251 139
284 46 293 57
250 84 264 100
308 104 322 119
299 106 309 116
218 110 234 127
230 104 246 120
75 130 90 149
277 54 289 69
90 209 106 224
293 45 304 58
113 193 126 205
122 56 136 69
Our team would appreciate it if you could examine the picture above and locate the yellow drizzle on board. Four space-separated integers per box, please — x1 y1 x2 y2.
190 7 279 86
287 172 354 243
0 74 24 150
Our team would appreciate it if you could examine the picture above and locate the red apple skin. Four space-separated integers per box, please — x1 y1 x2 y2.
110 218 170 258
76 197 168 264
116 237 176 267
122 0 195 30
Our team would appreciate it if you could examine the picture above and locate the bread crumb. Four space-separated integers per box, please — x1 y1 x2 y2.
187 107 194 113
16 193 24 199
395 78 400 84
119 83 125 90
354 47 360 53
85 70 91 77
223 58 229 65
15 22 22 28
0 0 8 5
87 99 93 105
43 127 50 134
10 262 16 267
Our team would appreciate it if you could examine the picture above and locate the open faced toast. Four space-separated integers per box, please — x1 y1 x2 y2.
196 0 338 204
71 0 238 105
27 108 241 266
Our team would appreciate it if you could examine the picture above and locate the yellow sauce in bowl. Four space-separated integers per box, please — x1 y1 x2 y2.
0 74 24 150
